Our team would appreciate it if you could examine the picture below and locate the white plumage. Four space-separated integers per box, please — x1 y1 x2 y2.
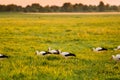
58 50 76 57
0 54 8 58
92 47 107 51
60 52 70 56
114 46 120 50
35 50 50 55
48 47 59 54
112 54 120 62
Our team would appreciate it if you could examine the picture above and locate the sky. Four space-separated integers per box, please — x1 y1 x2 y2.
0 0 120 7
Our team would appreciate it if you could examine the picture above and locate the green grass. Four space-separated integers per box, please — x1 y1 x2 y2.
0 12 120 80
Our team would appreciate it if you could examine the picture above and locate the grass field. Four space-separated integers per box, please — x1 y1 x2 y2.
0 12 120 80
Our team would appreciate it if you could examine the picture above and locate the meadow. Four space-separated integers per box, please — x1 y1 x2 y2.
0 12 120 80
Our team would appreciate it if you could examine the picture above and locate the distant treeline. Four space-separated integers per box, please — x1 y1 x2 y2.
0 1 120 12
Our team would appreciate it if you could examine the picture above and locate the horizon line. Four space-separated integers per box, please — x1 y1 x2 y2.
0 2 120 7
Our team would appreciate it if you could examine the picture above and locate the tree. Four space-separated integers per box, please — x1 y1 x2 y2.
118 6 120 12
0 5 6 12
0 1 120 12
73 3 84 12
5 4 23 12
82 5 89 12
24 3 43 12
88 5 97 12
73 4 80 12
24 5 31 12
50 5 60 12
110 5 119 11
61 2 73 12
98 1 105 12
105 4 110 11
31 3 43 12
44 5 51 12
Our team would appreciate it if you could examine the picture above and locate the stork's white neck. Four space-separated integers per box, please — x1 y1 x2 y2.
112 55 115 58
112 55 117 61
93 48 96 51
48 47 51 51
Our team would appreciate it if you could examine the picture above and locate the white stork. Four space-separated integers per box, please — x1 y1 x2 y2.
48 47 60 54
58 50 76 58
114 46 120 50
92 47 107 52
112 54 120 62
35 50 51 56
0 54 9 58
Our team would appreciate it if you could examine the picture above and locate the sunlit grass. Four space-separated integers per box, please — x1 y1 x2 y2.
0 13 120 80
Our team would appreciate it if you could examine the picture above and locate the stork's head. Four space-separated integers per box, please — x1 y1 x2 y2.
111 55 117 61
48 47 51 51
56 50 61 54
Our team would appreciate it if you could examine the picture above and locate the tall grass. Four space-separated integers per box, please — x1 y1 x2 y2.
0 13 120 80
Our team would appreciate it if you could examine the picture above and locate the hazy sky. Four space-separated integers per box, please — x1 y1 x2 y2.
0 0 120 7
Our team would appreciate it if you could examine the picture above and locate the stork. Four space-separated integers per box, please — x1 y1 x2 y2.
48 47 60 54
114 46 120 50
35 50 51 56
92 47 107 52
58 50 76 58
0 54 9 58
112 54 120 62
